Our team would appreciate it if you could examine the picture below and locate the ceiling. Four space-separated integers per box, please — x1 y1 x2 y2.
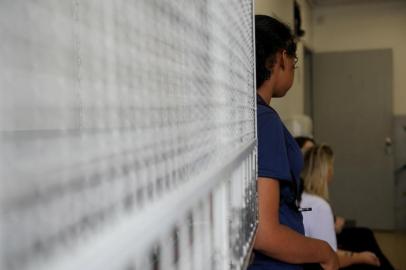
307 0 406 7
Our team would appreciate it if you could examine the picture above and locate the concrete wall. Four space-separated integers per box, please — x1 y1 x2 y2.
313 1 406 115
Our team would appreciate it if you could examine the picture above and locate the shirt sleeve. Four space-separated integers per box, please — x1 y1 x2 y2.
305 199 338 251
257 110 291 182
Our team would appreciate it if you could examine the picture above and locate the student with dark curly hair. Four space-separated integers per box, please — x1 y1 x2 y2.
249 15 338 270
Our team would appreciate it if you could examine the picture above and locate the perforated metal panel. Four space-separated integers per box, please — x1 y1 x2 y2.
0 1 257 270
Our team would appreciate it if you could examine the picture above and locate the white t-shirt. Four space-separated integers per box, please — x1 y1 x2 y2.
300 192 337 251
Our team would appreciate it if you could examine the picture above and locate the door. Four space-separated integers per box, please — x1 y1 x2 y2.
312 49 394 230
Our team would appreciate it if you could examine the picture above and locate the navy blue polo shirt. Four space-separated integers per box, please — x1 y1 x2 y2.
250 96 304 270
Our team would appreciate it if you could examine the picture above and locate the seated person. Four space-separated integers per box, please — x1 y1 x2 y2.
295 136 316 154
295 137 394 270
300 144 383 269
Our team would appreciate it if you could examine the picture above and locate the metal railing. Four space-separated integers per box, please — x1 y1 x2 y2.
0 1 257 269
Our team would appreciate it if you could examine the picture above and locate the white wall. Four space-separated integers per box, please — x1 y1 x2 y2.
296 0 314 49
255 0 314 119
255 0 294 26
313 1 406 115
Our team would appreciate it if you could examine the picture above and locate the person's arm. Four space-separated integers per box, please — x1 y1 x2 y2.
334 216 345 234
336 250 380 268
254 178 339 269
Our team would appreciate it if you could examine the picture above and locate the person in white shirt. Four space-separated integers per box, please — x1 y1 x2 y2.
301 192 337 252
300 145 381 269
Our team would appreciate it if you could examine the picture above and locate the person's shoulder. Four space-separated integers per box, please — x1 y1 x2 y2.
257 105 281 122
302 193 331 210
257 103 277 114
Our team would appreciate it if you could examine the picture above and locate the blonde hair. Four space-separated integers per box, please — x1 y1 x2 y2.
301 144 334 200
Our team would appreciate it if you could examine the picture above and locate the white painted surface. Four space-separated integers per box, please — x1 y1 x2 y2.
0 1 257 269
297 0 314 49
255 0 294 26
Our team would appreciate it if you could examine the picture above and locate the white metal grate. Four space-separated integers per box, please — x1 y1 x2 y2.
0 1 257 269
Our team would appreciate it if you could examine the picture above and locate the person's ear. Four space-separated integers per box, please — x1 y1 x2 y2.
265 51 283 72
265 56 275 73
279 50 288 70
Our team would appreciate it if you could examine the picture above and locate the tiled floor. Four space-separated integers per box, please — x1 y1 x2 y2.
374 230 406 270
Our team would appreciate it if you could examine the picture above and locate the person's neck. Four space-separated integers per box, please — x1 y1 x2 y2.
257 80 274 105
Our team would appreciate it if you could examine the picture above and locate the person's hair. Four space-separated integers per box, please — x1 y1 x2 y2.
255 15 297 89
295 136 315 149
301 144 334 200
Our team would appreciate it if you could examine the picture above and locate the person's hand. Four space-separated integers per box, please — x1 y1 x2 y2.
320 246 339 270
356 251 380 266
334 216 345 233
